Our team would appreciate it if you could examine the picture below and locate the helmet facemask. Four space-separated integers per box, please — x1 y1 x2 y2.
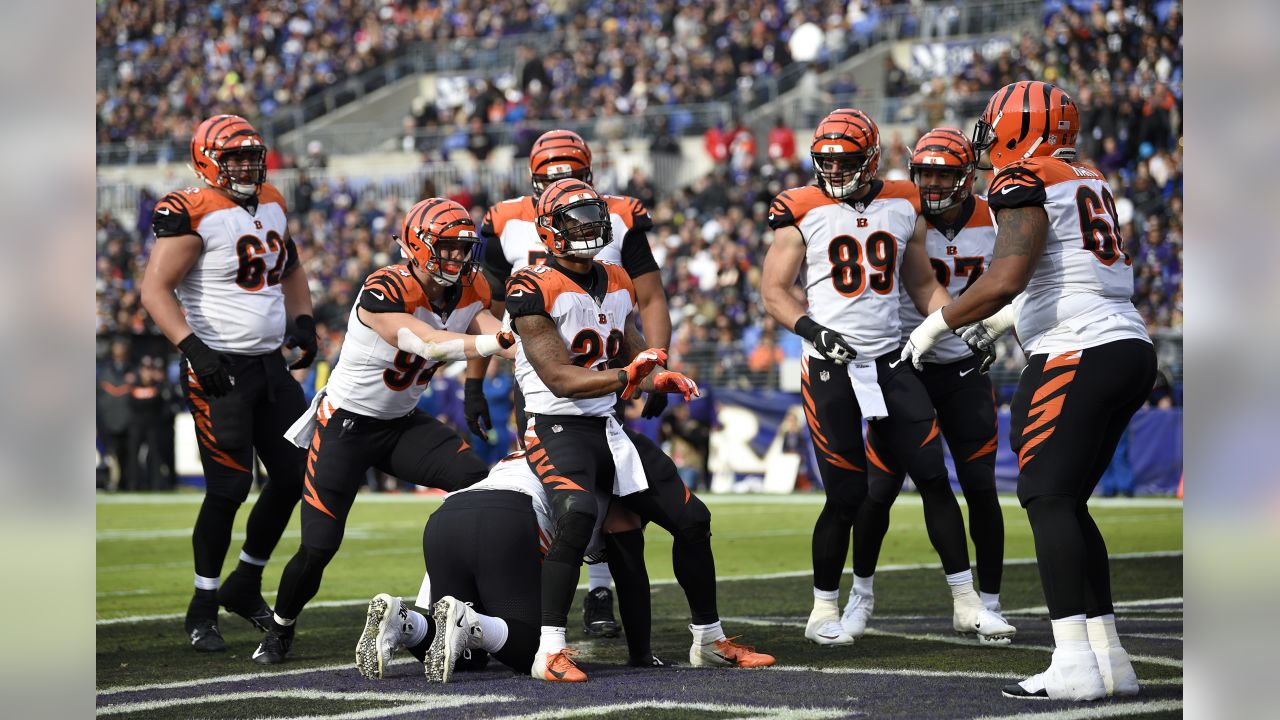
540 198 612 258
396 224 481 287
812 147 877 199
911 164 972 214
214 146 268 200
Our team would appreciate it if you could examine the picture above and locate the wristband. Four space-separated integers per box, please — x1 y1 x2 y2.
474 334 502 357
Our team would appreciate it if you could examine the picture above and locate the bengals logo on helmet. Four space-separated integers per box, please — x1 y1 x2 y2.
530 130 593 198
909 127 976 214
971 81 1079 171
190 115 267 200
535 178 612 259
810 108 880 199
396 198 480 287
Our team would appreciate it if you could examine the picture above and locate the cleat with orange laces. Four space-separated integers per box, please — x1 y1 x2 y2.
689 635 775 668
530 647 588 682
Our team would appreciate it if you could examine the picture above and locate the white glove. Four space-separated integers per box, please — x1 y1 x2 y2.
956 304 1017 353
900 308 952 371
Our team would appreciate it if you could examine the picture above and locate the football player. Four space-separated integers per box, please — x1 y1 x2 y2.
251 198 516 664
471 129 671 639
859 128 1015 641
354 452 673 683
761 109 1013 648
901 81 1156 700
140 115 317 652
507 178 772 681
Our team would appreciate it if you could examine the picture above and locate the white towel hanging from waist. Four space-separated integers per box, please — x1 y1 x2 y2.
605 415 649 496
284 391 332 448
847 361 888 421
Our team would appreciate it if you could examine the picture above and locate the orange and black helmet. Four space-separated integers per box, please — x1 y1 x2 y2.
909 128 977 214
190 114 267 199
529 130 593 199
971 81 1079 171
534 178 612 258
396 198 481 286
810 108 880 199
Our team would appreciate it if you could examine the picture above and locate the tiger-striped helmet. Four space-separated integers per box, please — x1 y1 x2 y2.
191 115 267 199
397 198 481 286
909 128 977 213
810 108 880 199
971 81 1079 171
529 130 593 199
534 178 611 258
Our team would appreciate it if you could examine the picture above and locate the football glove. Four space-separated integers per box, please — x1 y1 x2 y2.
956 304 1016 353
794 316 856 365
179 333 234 398
640 390 669 419
285 314 318 370
621 348 667 400
651 370 700 401
463 378 491 438
900 308 951 370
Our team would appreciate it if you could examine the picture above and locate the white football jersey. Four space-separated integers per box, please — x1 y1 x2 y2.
506 261 636 417
988 158 1149 355
321 265 492 420
481 194 653 281
449 452 555 553
898 196 997 363
768 180 921 360
151 184 294 354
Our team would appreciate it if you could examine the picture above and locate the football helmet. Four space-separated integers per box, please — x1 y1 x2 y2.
909 127 977 214
396 198 481 286
530 130 593 199
535 178 611 259
190 114 267 200
810 108 880 199
971 80 1079 171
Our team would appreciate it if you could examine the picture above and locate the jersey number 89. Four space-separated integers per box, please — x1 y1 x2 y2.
828 232 896 297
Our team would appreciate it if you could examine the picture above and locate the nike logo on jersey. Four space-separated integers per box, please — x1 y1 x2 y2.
369 290 385 300
888 358 904 369
959 368 974 377
157 207 171 215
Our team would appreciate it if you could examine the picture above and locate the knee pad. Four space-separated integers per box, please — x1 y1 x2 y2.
546 498 597 564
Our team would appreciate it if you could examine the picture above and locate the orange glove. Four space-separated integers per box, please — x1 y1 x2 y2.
651 369 700 401
621 348 668 400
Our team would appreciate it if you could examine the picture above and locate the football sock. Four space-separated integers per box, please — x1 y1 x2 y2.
813 587 840 613
539 559 580 628
1077 507 1115 616
476 614 509 653
1026 494 1089 617
192 494 240 579
273 545 336 620
672 533 718 625
980 591 1001 612
852 574 874 598
852 497 892 578
403 608 429 648
194 575 220 591
606 529 651 661
945 569 975 599
235 552 268 579
1050 614 1091 653
959 485 1003 594
586 562 612 592
1086 613 1121 650
272 613 295 627
496 618 539 675
690 620 725 644
917 475 971 574
537 626 567 656
242 473 302 560
186 588 219 625
405 615 437 662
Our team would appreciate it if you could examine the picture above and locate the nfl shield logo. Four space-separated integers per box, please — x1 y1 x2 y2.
552 424 564 434
819 370 830 382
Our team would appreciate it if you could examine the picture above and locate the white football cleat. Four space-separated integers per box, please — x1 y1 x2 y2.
423 596 482 684
954 597 1016 645
805 608 855 646
1094 646 1140 697
1002 648 1106 700
355 593 405 679
840 593 874 639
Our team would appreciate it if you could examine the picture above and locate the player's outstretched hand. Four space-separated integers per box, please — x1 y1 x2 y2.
621 348 667 400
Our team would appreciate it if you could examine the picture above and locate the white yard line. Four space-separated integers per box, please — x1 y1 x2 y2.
1004 597 1182 617
492 701 853 720
973 699 1183 720
97 690 515 717
97 551 1183 626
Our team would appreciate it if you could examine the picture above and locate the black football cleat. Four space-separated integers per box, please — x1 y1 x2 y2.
218 570 273 632
582 587 621 638
187 618 227 652
252 623 295 665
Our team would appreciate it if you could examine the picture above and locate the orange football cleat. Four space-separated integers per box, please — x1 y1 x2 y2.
530 647 588 682
690 635 775 668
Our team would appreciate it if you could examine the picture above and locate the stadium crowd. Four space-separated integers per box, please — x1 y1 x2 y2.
97 0 1182 490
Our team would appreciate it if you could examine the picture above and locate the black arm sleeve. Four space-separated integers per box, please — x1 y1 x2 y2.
282 238 300 274
619 228 660 278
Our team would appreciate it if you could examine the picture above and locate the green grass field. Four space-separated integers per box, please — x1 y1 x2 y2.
97 492 1183 719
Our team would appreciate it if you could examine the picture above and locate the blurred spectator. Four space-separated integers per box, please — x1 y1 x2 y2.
766 118 796 162
128 356 180 491
97 339 135 491
466 116 495 162
662 402 710 492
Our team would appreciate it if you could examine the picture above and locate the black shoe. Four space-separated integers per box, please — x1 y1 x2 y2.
218 570 273 632
628 653 677 668
187 618 227 652
582 587 621 638
252 623 295 665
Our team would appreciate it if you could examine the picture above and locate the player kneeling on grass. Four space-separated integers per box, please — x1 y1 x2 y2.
252 199 516 665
